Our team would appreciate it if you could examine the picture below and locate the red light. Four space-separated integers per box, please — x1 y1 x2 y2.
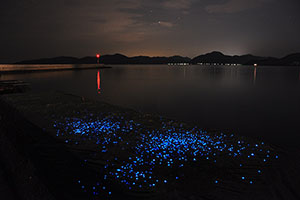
96 54 100 58
97 70 101 94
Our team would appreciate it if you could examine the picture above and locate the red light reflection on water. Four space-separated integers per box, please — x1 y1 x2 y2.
97 70 101 94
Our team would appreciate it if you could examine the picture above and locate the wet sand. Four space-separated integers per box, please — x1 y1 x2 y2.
0 92 300 200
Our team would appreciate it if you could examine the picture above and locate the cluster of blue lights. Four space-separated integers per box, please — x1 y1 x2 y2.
54 113 136 153
53 112 279 197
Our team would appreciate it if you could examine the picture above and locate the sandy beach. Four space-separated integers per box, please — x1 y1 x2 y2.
0 92 299 200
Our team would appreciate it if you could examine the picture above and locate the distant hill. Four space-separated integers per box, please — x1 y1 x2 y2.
16 54 191 65
280 53 300 66
15 52 300 66
243 53 300 66
191 51 266 65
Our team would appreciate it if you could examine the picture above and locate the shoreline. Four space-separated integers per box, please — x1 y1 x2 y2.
0 64 112 74
0 92 300 199
0 94 99 200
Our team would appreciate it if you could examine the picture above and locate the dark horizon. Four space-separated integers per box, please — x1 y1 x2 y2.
7 51 299 67
7 50 300 63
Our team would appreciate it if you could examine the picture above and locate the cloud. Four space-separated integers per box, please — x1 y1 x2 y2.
206 0 272 14
163 0 192 10
162 0 194 14
60 0 148 42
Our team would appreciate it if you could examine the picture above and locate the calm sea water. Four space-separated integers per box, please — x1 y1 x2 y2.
1 65 300 148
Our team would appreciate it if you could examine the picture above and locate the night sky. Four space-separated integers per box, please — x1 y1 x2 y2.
1 0 300 63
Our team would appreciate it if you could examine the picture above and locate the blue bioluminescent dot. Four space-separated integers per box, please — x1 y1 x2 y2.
54 112 277 193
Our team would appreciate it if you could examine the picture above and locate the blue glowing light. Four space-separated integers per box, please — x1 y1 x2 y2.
53 111 279 196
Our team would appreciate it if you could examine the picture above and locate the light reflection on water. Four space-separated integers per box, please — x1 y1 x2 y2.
1 64 300 148
97 70 101 94
253 67 257 85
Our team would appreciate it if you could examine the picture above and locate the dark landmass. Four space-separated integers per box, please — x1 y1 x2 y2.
249 53 300 66
190 51 300 66
15 52 300 66
192 51 266 65
16 54 191 65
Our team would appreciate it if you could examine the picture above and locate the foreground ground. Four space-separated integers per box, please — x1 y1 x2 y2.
0 92 300 200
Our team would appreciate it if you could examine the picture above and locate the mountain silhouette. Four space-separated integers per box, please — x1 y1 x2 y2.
16 54 191 65
15 52 300 66
191 51 265 65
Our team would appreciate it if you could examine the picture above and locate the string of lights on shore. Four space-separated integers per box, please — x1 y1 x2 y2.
53 111 279 198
